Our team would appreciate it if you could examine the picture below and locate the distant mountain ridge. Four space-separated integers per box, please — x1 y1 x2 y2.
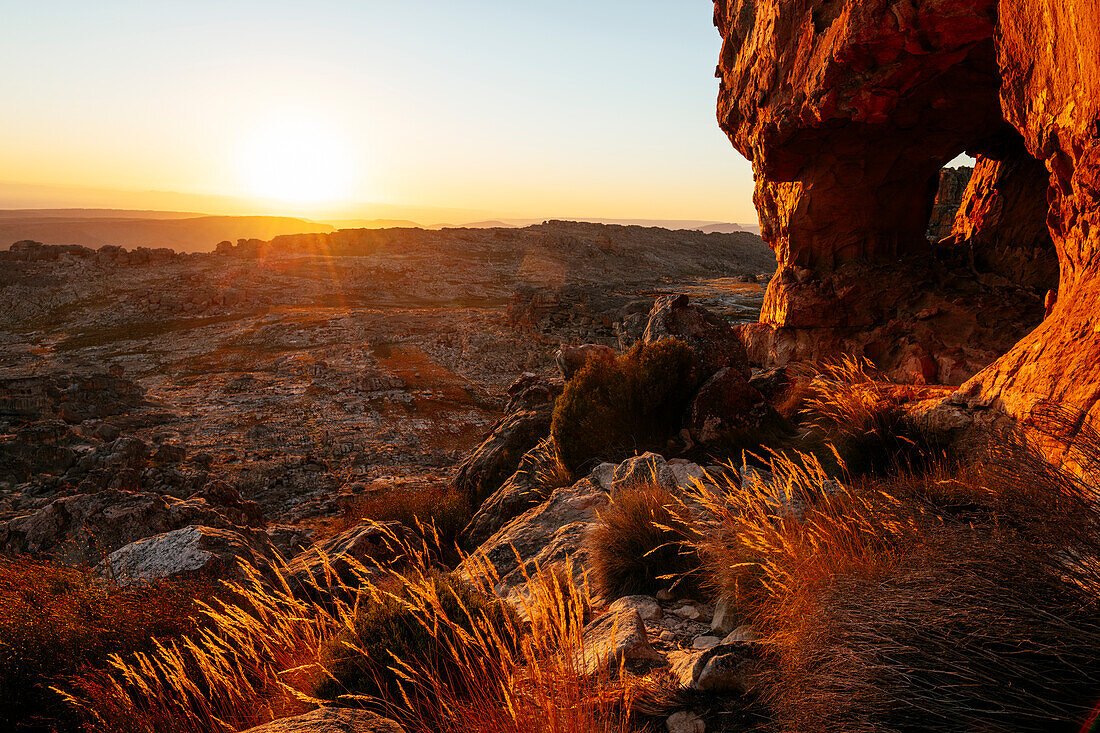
0 213 333 254
0 208 762 253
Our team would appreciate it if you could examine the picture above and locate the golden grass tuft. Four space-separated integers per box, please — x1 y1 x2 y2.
685 409 1100 732
58 525 653 733
586 479 702 600
799 356 941 476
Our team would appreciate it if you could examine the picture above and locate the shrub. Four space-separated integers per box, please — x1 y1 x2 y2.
552 339 700 474
315 570 515 706
0 555 210 732
587 480 702 600
343 485 472 556
687 408 1100 732
800 356 943 476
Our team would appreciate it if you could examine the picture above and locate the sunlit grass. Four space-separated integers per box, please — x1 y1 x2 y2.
58 525 653 733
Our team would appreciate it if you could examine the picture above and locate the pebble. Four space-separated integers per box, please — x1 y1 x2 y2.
666 711 705 733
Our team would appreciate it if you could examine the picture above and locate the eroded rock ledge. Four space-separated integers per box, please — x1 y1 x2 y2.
715 0 1100 420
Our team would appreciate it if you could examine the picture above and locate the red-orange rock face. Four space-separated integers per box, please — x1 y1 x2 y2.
717 0 1100 418
964 0 1100 422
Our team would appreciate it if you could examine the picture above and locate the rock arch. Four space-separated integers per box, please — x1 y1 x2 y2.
716 0 1100 420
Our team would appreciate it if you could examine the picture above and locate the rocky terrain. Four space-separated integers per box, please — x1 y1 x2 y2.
0 221 773 537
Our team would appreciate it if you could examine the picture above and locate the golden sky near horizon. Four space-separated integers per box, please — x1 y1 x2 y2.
0 2 759 224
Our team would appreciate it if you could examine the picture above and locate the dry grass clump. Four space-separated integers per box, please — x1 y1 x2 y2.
800 356 941 476
552 339 699 474
342 485 472 555
586 480 702 600
687 408 1100 732
58 527 650 733
315 569 516 706
0 555 210 732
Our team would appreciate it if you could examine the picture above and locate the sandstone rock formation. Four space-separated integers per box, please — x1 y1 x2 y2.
926 167 973 243
715 0 1099 407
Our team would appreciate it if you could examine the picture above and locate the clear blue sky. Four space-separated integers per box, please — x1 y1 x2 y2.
0 1 757 222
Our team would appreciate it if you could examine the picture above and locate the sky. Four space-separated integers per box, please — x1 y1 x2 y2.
0 1 759 224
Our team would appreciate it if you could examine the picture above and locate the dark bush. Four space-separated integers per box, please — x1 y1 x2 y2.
551 338 700 474
315 570 515 707
587 480 701 599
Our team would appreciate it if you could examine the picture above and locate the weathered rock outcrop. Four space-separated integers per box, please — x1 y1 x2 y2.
926 167 973 243
452 373 562 504
0 489 259 564
716 0 1100 418
98 525 277 585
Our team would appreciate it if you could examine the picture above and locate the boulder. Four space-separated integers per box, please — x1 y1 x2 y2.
609 452 678 494
0 489 239 564
461 438 563 548
97 525 276 585
194 480 265 528
240 708 405 733
462 476 608 592
580 606 662 675
642 295 749 379
686 367 768 444
288 521 415 595
452 375 561 504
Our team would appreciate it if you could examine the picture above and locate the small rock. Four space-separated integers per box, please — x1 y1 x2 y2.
610 452 677 494
609 594 662 622
665 711 705 733
692 635 722 651
691 640 765 693
97 525 275 585
710 597 737 635
580 606 664 675
672 603 703 621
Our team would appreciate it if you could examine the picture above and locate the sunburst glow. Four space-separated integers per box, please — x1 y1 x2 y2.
236 117 355 206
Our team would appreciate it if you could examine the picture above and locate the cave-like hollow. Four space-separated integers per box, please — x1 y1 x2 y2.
719 1 1064 388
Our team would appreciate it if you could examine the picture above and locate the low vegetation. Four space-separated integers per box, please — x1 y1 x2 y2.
586 480 701 600
341 484 472 555
687 406 1100 732
0 556 211 732
552 339 699 474
57 532 649 733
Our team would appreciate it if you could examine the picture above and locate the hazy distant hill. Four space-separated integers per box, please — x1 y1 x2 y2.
0 212 333 253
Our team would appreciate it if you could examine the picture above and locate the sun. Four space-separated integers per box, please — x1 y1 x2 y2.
237 117 355 206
